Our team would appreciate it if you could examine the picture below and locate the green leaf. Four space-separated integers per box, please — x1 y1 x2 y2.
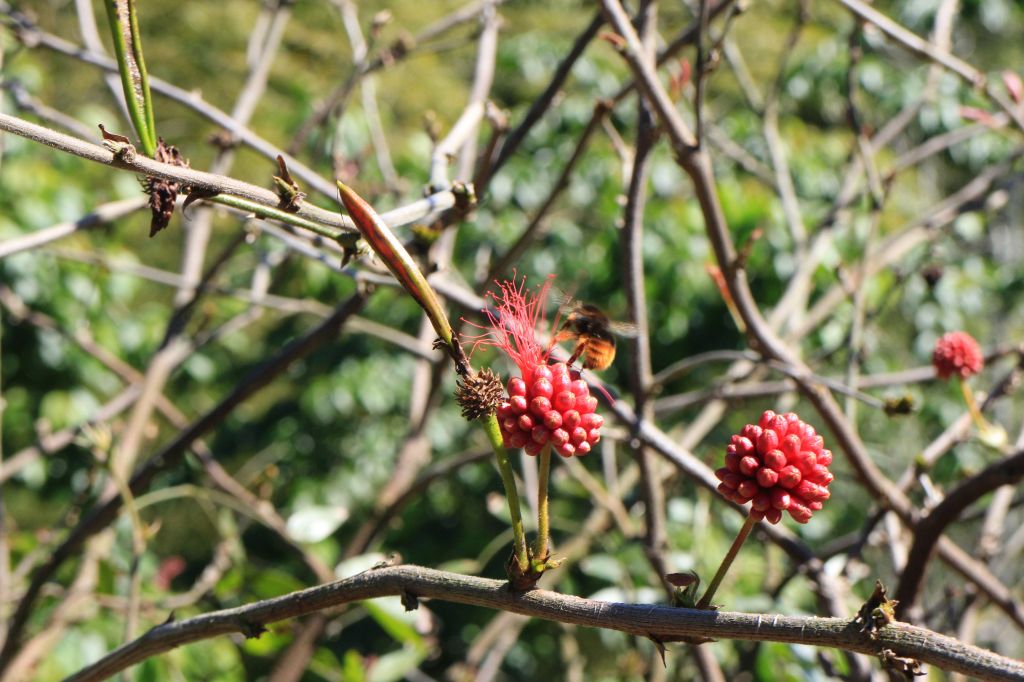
368 646 429 682
362 597 424 648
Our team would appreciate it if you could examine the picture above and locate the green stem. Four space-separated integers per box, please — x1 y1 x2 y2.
127 0 156 151
104 0 157 156
697 515 756 609
959 380 994 433
209 194 346 240
534 445 552 563
482 414 529 573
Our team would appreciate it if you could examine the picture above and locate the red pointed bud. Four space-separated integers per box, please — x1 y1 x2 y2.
756 467 779 488
530 396 552 417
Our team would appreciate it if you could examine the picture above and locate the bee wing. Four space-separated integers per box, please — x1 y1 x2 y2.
608 319 641 337
549 286 578 310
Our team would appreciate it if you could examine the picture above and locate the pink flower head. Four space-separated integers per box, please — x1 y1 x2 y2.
466 276 600 458
466 275 557 386
715 410 834 524
932 331 984 380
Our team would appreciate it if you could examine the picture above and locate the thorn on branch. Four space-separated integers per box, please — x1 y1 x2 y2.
401 590 419 611
649 635 668 667
880 648 926 679
241 621 267 639
181 186 221 219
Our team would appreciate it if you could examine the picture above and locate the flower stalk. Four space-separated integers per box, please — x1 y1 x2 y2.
533 444 552 566
482 413 530 574
697 516 756 609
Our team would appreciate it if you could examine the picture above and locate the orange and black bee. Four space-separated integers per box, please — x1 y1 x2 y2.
553 293 638 371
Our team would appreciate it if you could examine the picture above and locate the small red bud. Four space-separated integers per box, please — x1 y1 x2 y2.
738 456 759 476
554 390 576 412
756 467 779 488
508 378 527 396
543 411 562 430
531 378 553 399
530 396 552 417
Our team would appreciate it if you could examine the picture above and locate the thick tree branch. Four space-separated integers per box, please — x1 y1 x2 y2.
66 565 1024 682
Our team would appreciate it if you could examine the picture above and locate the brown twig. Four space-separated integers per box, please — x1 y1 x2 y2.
895 448 1024 620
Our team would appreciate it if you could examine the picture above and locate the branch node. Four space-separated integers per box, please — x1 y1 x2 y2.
856 579 898 639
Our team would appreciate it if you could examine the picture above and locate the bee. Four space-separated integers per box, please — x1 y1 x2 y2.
553 292 638 371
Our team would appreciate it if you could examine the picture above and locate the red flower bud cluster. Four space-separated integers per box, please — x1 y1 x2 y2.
932 331 984 380
466 275 606 458
715 410 833 524
497 362 602 457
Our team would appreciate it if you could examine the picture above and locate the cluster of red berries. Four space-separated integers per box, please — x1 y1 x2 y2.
497 362 602 458
932 331 984 380
715 410 833 524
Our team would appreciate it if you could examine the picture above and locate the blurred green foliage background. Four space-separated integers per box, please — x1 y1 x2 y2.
2 0 1023 679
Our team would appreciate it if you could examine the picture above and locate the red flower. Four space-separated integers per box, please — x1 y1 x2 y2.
467 276 602 457
932 331 984 380
715 411 833 524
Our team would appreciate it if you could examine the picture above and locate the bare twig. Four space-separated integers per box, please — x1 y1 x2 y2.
0 113 459 234
895 448 1024 620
